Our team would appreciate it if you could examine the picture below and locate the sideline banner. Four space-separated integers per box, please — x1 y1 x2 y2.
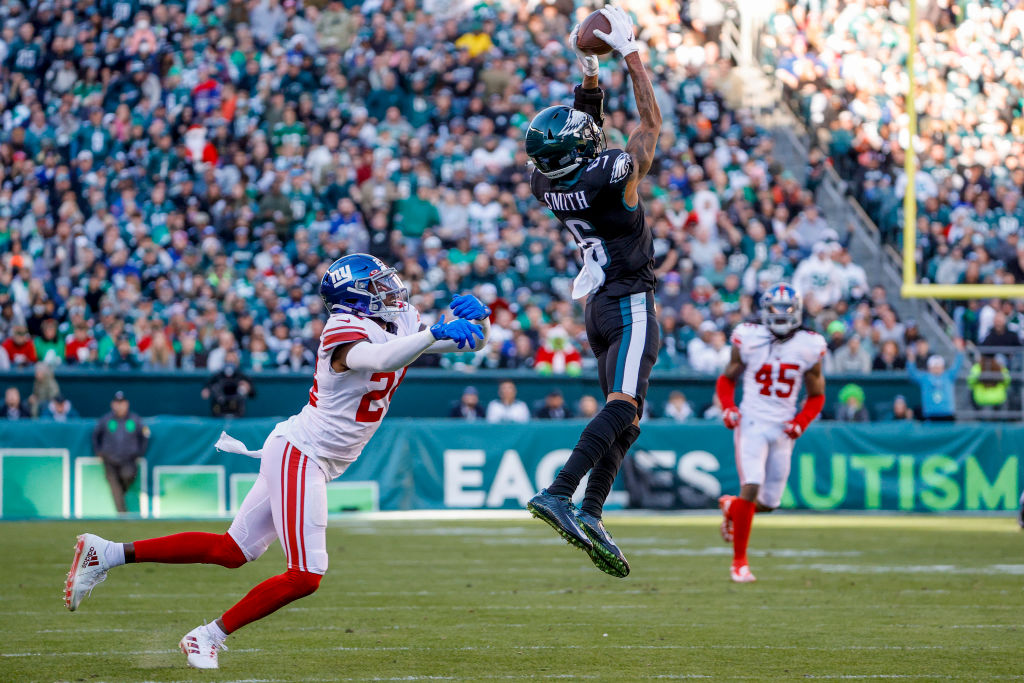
0 419 1019 518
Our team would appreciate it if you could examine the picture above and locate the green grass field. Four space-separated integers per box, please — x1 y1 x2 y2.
1 515 1022 682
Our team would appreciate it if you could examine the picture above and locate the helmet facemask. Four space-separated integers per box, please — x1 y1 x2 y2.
526 107 605 179
360 268 409 322
762 300 802 337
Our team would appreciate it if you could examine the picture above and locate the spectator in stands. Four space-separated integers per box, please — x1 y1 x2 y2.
486 380 530 424
29 363 61 417
92 391 150 513
3 325 37 367
967 355 1012 413
201 351 255 417
450 386 485 421
872 340 906 371
828 334 872 374
533 327 582 377
535 389 572 420
884 395 915 421
105 335 142 371
42 395 79 422
980 313 1022 349
34 319 64 365
4 387 30 420
578 395 600 420
835 383 870 422
664 390 695 421
703 393 725 420
906 340 965 422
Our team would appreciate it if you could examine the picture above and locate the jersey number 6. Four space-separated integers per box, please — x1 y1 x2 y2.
754 363 799 398
564 219 609 267
355 368 408 423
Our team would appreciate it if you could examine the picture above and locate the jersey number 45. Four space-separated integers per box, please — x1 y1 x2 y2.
754 363 799 398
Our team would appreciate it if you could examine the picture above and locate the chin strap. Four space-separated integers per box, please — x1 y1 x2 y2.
792 393 825 430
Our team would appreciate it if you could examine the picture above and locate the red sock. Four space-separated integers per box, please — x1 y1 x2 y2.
729 498 756 565
221 569 322 633
133 532 246 568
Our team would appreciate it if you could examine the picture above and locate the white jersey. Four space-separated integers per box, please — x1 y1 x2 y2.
280 308 422 479
731 323 826 424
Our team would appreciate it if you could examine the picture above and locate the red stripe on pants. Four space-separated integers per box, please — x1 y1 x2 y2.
285 444 302 569
297 453 308 571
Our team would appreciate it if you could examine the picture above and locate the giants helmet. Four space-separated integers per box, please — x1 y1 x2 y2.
319 254 409 323
524 105 604 179
760 283 803 337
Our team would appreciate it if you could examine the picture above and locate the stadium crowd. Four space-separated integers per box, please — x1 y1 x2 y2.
0 0 925 389
764 0 1024 349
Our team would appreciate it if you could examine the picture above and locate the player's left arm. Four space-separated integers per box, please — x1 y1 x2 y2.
593 6 662 209
785 361 826 439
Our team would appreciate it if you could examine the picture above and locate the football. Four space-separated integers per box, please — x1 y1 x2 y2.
576 10 614 56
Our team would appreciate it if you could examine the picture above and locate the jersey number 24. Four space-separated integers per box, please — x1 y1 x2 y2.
754 363 799 398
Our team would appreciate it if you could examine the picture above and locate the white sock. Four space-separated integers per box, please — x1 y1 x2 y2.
206 621 228 644
104 542 126 568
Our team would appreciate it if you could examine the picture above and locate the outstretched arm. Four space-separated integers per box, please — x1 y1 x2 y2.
592 6 661 208
621 52 661 207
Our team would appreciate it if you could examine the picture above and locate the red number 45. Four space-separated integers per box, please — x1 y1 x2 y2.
754 363 800 398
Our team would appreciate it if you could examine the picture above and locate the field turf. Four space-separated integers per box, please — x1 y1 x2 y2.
1 515 1022 682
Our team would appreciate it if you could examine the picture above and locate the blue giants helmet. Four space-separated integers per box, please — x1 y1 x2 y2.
760 283 803 337
319 254 409 322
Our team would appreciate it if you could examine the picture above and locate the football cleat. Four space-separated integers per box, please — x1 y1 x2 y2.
576 510 630 578
180 624 227 669
527 489 593 551
730 562 757 583
64 533 112 611
718 495 735 543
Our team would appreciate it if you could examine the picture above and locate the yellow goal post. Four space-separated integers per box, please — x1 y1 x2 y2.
901 0 1024 299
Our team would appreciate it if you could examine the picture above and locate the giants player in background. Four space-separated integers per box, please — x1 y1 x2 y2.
64 254 492 669
716 284 826 583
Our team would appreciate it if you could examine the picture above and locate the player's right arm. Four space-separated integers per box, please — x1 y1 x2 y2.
330 317 483 373
716 346 745 429
593 6 662 209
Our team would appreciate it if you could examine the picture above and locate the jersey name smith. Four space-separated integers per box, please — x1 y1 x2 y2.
543 190 590 212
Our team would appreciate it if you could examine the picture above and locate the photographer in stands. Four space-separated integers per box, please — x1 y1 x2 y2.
201 350 255 417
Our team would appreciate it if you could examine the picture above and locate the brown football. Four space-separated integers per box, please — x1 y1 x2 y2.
576 10 613 56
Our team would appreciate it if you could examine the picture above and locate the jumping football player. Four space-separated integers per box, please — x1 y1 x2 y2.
716 283 826 583
523 6 661 578
64 253 491 669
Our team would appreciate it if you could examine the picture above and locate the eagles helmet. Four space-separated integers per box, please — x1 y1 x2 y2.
761 283 803 337
320 253 409 323
524 105 604 179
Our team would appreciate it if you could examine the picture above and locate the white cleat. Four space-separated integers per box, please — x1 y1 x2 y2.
64 533 111 611
180 624 227 669
730 563 757 583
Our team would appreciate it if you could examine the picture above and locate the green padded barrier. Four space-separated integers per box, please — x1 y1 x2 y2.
0 450 69 518
152 466 225 517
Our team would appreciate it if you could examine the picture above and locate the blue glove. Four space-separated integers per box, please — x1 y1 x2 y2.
430 315 485 350
450 294 491 321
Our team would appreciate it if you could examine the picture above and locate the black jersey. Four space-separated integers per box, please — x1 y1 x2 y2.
531 148 655 297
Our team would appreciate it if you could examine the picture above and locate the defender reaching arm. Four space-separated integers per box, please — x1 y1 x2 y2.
593 6 662 208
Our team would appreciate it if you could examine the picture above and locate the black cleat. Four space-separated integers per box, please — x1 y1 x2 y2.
527 489 593 551
576 510 630 578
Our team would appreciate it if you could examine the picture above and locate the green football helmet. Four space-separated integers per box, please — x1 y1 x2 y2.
524 105 604 179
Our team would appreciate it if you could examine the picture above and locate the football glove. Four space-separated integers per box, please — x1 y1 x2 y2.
784 421 803 439
722 407 741 430
568 23 600 77
430 315 484 350
449 293 491 321
593 6 639 58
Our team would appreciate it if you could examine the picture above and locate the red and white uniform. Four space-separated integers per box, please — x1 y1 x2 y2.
284 308 420 479
730 323 826 507
227 307 422 575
